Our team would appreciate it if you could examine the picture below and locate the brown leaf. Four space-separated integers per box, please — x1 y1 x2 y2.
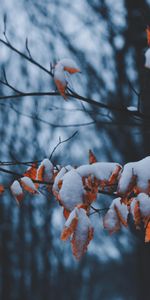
146 26 150 47
63 208 70 220
145 221 150 242
20 177 38 195
23 163 37 180
0 184 4 194
89 149 97 164
61 215 78 241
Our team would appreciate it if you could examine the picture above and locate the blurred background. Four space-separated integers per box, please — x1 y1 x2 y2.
0 0 150 299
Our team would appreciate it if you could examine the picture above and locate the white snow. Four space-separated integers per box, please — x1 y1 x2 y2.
65 207 78 227
59 169 84 211
54 63 67 85
71 208 93 259
130 198 137 217
145 48 150 69
37 158 53 182
103 207 120 233
76 162 121 181
136 193 150 217
111 197 128 222
118 157 150 194
127 106 137 111
20 176 37 191
62 207 93 259
53 165 73 192
104 197 128 233
10 180 23 196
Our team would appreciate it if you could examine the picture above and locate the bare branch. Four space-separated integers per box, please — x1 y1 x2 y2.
0 166 52 185
1 37 150 125
89 205 109 216
25 38 32 59
0 37 52 76
49 131 78 160
1 67 22 93
3 14 10 45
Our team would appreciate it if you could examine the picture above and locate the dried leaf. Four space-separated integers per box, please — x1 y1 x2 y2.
61 210 78 240
146 26 150 47
20 177 38 194
55 79 67 99
145 221 150 242
23 163 37 180
71 208 93 259
63 208 70 220
108 165 122 186
10 181 24 204
0 184 4 194
89 150 97 164
103 207 120 234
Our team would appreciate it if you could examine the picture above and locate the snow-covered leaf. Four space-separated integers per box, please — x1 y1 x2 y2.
103 197 128 234
145 48 150 69
58 169 84 211
20 177 38 194
54 63 67 99
36 158 53 183
58 58 80 74
10 180 24 204
61 207 93 259
118 157 150 196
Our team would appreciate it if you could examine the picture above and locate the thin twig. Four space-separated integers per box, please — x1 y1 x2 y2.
25 38 32 59
89 205 109 216
49 131 78 160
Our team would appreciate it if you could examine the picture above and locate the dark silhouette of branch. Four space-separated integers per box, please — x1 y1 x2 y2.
49 131 78 160
0 166 52 185
1 37 150 125
89 205 109 216
0 37 52 76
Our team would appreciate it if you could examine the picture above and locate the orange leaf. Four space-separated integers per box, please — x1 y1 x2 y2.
37 164 45 181
89 149 97 164
58 179 63 190
55 79 67 99
146 26 150 47
20 177 38 194
145 221 150 242
23 163 37 180
63 208 70 219
71 223 93 260
61 215 78 241
0 184 4 194
108 165 122 186
84 191 97 205
64 66 80 74
71 208 94 259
